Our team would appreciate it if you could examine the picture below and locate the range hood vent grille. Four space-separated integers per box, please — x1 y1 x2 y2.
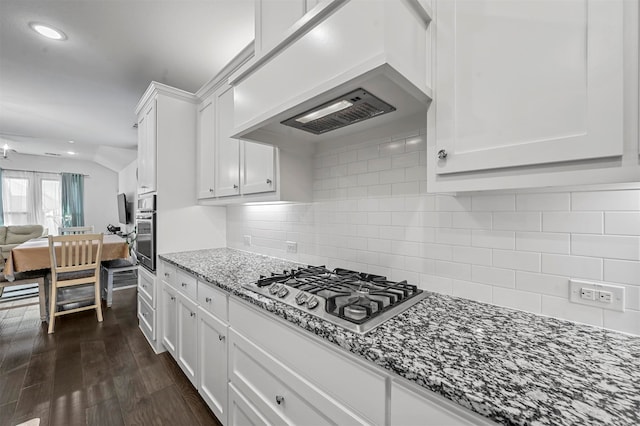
281 89 396 135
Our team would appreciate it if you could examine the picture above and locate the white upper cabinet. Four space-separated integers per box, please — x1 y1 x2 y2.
255 0 306 56
242 141 275 195
137 100 157 194
215 84 241 197
196 95 215 199
428 0 639 192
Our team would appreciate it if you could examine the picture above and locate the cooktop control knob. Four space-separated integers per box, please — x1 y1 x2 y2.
295 292 307 305
306 296 319 309
269 284 280 295
277 287 289 298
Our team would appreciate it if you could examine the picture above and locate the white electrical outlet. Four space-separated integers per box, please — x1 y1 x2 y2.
569 279 625 312
243 235 251 246
286 241 297 253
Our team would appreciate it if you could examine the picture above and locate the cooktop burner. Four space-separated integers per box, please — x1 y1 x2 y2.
244 266 425 334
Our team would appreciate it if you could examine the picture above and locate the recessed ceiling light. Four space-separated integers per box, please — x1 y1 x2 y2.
29 22 67 41
67 151 76 155
68 140 75 144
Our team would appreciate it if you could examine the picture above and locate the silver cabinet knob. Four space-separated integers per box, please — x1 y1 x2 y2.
437 149 448 160
164 272 170 277
181 282 187 287
275 395 284 405
209 188 214 193
205 297 212 303
233 184 238 189
218 334 225 341
190 312 195 317
142 312 148 317
266 178 272 184
142 284 147 288
170 296 175 301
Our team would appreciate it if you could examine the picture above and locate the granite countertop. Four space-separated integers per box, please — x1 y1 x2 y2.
160 248 640 426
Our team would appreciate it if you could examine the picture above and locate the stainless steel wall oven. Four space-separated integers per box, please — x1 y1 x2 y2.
135 193 156 271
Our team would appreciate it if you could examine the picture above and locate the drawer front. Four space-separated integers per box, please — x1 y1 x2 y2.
229 299 386 425
228 383 273 426
138 295 156 341
159 261 177 288
229 329 369 426
138 266 156 307
175 268 197 301
197 281 228 321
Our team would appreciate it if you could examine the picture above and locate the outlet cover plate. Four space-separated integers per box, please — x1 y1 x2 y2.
286 241 297 253
569 279 625 312
243 235 251 246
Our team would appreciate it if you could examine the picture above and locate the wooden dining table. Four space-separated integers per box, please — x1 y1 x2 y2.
2 234 131 321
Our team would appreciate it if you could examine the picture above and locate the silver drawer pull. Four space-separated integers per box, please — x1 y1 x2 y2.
170 296 176 301
437 149 448 160
209 188 214 192
142 284 147 288
205 297 212 303
266 178 272 184
181 282 187 287
275 395 284 405
218 335 225 341
142 312 148 317
190 312 195 317
164 272 170 277
233 184 238 189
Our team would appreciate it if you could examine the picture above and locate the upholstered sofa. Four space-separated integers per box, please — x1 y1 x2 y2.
0 225 45 260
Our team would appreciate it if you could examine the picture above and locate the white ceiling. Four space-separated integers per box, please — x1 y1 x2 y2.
0 0 255 172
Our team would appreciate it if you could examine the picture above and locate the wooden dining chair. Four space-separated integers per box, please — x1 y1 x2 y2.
47 233 104 334
58 225 94 235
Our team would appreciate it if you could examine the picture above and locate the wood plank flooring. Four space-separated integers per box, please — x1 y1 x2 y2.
0 288 222 426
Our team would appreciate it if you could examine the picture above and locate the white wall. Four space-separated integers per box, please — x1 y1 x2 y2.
3 153 119 234
227 129 640 336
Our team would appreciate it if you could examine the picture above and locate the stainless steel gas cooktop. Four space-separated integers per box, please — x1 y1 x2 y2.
244 266 426 334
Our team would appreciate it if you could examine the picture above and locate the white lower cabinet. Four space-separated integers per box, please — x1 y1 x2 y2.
229 383 270 426
198 307 228 425
161 283 178 357
177 292 199 386
138 266 164 354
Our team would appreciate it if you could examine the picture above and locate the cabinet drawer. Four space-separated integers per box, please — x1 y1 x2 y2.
159 261 177 288
138 266 156 307
229 329 368 426
197 282 228 321
176 268 197 301
229 299 386 425
138 295 156 341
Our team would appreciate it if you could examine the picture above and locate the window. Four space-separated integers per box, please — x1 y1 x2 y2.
1 170 61 233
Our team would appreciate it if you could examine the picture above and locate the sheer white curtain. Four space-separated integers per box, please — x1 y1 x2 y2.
1 170 61 233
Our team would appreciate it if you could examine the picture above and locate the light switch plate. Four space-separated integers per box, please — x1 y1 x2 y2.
569 279 625 312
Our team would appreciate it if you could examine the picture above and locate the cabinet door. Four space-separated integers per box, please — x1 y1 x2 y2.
229 383 271 426
255 0 306 55
197 96 216 199
198 308 228 425
177 294 198 386
139 101 157 193
242 141 276 195
434 0 623 174
215 84 240 197
161 284 178 357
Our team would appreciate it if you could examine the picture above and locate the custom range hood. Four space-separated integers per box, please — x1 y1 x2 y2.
229 0 433 148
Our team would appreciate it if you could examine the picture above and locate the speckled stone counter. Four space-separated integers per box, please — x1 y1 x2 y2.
160 248 640 426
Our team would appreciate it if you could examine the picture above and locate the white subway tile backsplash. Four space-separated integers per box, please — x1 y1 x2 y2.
604 259 640 285
492 288 542 313
452 279 492 303
452 246 492 266
492 249 540 272
572 234 640 261
516 232 570 254
472 265 515 288
603 310 640 335
228 128 640 336
435 228 472 246
516 193 570 211
572 190 640 211
451 212 492 230
541 254 602 280
543 212 603 234
541 296 603 327
435 261 472 281
472 194 515 212
516 272 569 298
494 212 542 232
472 230 515 250
605 212 640 236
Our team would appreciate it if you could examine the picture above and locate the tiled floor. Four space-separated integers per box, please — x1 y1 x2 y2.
0 288 222 426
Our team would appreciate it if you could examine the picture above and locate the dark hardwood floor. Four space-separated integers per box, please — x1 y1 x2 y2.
0 288 222 426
